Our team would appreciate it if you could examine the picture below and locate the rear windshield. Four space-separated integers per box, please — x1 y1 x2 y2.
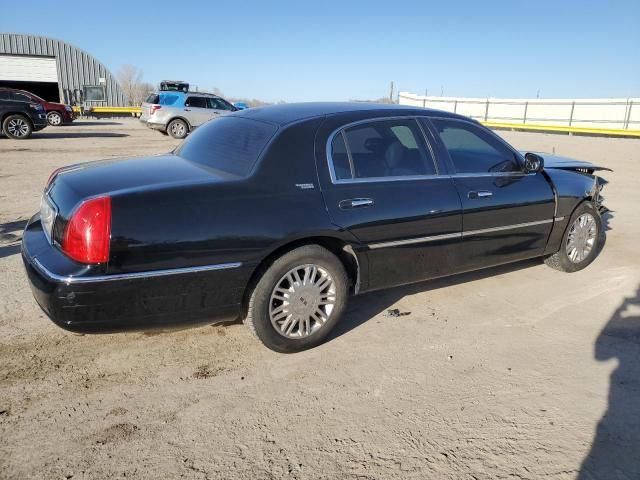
145 94 159 104
175 117 277 177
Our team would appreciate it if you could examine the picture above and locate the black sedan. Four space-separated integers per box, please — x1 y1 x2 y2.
22 103 610 352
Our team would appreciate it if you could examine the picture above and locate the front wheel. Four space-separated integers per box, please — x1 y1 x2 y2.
544 202 603 272
244 245 349 353
47 111 63 126
167 119 188 139
3 114 33 139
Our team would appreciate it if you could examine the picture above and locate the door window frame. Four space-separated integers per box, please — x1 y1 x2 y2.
423 116 528 177
326 116 440 184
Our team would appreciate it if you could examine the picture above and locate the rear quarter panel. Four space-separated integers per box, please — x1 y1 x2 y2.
107 117 353 275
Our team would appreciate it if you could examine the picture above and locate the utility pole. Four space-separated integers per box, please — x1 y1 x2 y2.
424 88 428 97
389 81 394 103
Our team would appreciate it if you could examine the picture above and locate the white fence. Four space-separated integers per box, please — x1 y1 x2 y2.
399 92 640 131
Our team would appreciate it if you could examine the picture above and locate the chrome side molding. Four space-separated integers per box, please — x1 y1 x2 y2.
368 219 557 250
32 258 243 285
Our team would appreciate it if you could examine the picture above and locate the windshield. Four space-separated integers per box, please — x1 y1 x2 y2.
175 117 278 177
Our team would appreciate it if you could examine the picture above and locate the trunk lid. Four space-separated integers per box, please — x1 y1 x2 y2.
46 154 235 223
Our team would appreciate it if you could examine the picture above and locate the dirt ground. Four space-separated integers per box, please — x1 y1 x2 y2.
1 119 638 480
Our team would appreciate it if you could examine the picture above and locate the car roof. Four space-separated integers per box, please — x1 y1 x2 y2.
157 90 223 98
233 102 469 126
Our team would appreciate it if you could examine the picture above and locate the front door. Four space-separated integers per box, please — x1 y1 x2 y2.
426 117 555 270
317 116 463 291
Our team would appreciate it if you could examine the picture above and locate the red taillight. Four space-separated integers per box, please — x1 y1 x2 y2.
150 104 162 114
62 196 111 264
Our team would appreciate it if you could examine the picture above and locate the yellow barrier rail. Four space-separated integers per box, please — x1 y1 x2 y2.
482 121 640 138
72 106 141 114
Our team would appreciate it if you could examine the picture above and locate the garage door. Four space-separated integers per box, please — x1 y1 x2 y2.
0 54 58 82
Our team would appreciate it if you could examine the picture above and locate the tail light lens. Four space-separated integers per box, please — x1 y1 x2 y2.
150 104 162 114
62 196 111 264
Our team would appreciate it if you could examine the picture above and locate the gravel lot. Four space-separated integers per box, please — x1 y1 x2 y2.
1 119 638 479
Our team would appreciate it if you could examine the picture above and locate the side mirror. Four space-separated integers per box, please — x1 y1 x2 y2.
524 152 544 173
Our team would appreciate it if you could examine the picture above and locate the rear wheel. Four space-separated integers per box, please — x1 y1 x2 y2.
544 202 603 272
167 119 188 139
47 111 63 126
244 245 349 353
3 114 33 139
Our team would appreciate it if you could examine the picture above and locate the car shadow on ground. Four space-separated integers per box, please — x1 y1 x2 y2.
327 257 541 342
31 132 129 139
578 284 640 479
62 121 124 126
0 219 28 259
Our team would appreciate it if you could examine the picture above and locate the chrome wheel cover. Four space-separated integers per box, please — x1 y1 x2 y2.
170 121 186 137
269 264 336 338
566 213 597 263
48 112 62 125
7 118 29 137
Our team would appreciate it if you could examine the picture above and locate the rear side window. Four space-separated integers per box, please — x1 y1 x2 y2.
330 119 436 181
431 118 521 174
145 94 159 104
175 117 277 177
185 96 207 108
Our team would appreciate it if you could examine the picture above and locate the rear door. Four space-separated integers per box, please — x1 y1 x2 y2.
426 117 555 270
316 115 463 291
183 95 210 126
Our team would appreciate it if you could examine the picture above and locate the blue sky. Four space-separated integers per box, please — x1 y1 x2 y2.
2 0 639 102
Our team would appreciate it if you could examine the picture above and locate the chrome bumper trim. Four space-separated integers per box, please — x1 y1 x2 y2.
32 258 242 285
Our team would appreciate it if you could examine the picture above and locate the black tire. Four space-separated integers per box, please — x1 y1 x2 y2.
47 111 63 126
167 118 188 139
3 114 33 139
244 245 349 353
544 202 603 272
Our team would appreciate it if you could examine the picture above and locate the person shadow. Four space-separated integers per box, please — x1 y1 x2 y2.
578 285 640 479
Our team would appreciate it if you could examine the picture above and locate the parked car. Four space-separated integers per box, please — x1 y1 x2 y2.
0 89 48 139
140 90 237 139
0 88 74 126
22 103 610 352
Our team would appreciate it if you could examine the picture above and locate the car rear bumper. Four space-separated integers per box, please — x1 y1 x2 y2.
21 215 249 333
145 121 167 132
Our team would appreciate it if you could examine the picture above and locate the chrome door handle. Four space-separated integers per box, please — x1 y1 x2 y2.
468 190 493 199
339 198 374 209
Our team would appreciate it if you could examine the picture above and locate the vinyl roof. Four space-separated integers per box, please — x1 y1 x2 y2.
234 102 467 125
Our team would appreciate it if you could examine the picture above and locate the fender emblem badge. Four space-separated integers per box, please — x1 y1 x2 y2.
295 183 315 190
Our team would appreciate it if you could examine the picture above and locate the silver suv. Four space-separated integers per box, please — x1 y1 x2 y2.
140 91 238 139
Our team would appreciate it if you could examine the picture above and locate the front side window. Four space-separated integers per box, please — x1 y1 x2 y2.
330 119 436 181
207 97 236 111
431 118 521 174
185 96 207 108
11 92 32 103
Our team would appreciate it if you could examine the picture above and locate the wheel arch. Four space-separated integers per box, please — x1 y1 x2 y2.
167 116 192 131
1 111 33 129
240 235 363 318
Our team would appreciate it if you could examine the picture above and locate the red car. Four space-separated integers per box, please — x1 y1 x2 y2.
0 88 74 126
